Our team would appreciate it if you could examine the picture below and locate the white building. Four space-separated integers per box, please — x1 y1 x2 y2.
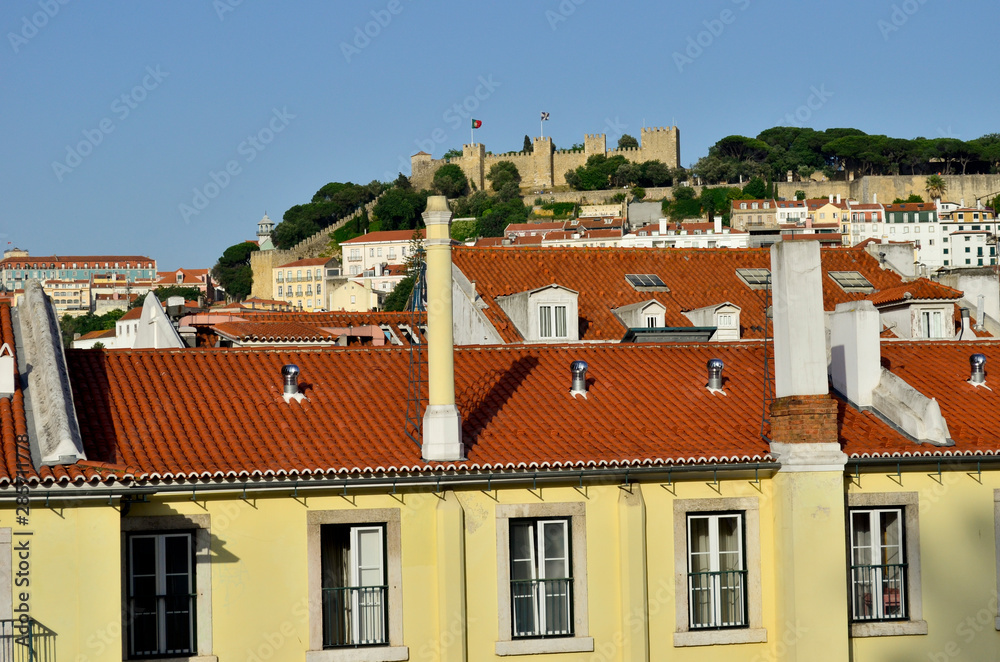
620 218 750 249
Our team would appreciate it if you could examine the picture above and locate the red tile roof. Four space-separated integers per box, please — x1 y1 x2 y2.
77 329 116 340
120 307 143 321
868 279 963 306
238 311 427 343
340 230 425 244
451 246 907 342
277 257 334 269
505 222 564 234
212 322 339 343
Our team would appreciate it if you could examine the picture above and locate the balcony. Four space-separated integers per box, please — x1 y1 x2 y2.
688 570 748 629
851 564 907 621
0 619 57 662
322 585 389 648
511 578 573 638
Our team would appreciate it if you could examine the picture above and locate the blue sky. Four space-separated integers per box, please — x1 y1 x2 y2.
2 0 997 269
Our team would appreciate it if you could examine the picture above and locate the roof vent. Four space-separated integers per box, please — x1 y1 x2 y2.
970 353 986 386
570 360 588 398
282 364 304 402
707 358 725 393
0 343 14 398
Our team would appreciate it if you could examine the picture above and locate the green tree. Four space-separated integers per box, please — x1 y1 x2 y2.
639 160 672 187
742 177 767 199
522 135 533 153
924 174 947 201
795 190 806 201
442 148 462 160
135 285 204 308
372 188 429 231
382 275 414 312
212 241 259 301
432 164 469 198
617 134 639 150
892 194 925 204
669 186 702 220
486 161 521 192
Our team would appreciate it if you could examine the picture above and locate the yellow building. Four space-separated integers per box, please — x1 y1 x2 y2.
273 257 337 312
1 210 1000 662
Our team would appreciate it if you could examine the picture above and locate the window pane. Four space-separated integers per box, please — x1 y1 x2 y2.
355 528 384 587
539 306 552 338
688 517 711 573
510 523 536 581
851 512 872 565
555 306 567 337
540 520 568 580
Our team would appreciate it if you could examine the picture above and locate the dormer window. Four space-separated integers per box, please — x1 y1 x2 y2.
539 305 568 339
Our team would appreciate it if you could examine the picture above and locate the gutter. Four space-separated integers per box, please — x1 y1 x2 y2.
0 462 780 503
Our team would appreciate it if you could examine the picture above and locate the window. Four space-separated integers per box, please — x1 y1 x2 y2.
920 310 944 338
538 305 567 339
687 513 746 629
127 532 196 657
847 493 925 637
496 502 592 656
829 271 875 294
735 268 771 290
278 286 283 296
510 519 572 638
673 498 765 647
320 524 387 647
850 509 905 622
717 313 734 327
122 515 213 660
625 274 669 292
646 315 659 328
307 509 406 661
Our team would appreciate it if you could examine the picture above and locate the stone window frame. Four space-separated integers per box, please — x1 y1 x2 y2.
120 514 216 662
847 491 927 637
673 497 766 647
495 501 593 657
305 508 407 662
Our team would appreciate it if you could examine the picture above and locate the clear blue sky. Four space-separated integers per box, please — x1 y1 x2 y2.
2 0 997 269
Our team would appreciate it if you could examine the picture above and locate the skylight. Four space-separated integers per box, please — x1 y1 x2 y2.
829 271 875 293
625 274 669 291
735 268 771 290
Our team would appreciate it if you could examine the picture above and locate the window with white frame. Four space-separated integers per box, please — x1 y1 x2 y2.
495 502 592 656
538 305 568 339
673 498 764 647
847 492 924 637
850 508 906 622
126 532 196 658
687 513 746 629
920 310 944 338
510 519 572 638
717 313 735 327
320 524 388 648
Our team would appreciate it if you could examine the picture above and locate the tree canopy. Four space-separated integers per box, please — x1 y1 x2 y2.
617 134 639 149
272 180 384 249
372 187 429 231
212 241 258 301
486 161 521 192
432 164 469 198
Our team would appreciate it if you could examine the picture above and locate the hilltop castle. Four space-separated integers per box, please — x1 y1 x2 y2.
410 125 680 191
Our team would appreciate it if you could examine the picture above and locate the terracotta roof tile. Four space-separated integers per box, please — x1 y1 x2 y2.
212 322 339 343
451 246 907 342
340 230 425 244
868 279 963 306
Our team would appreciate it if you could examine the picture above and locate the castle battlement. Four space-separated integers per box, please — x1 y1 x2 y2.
410 123 679 191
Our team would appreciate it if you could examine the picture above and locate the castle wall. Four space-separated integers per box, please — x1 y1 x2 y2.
776 174 1000 205
410 126 681 193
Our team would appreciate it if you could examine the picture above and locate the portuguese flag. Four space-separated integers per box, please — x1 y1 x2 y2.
471 119 482 129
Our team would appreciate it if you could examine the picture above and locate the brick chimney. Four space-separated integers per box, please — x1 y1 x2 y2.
769 241 840 449
421 196 464 461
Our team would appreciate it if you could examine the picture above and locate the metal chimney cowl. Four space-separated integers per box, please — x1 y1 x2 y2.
970 353 986 385
706 358 724 392
570 360 588 398
282 364 305 402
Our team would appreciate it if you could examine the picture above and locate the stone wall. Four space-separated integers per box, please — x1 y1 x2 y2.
777 174 1000 205
411 126 681 192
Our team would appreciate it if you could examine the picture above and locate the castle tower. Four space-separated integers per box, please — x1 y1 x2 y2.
460 143 486 191
531 137 554 189
257 213 275 250
639 126 681 169
584 134 606 157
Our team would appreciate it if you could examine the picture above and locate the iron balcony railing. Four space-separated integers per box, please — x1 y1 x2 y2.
322 586 389 648
851 563 907 621
127 594 196 658
510 578 574 638
0 619 57 662
688 570 748 629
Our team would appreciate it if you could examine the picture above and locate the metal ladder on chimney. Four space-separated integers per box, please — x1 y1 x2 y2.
759 272 775 438
403 260 428 448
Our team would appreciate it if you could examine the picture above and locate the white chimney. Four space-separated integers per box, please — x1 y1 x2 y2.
872 193 878 205
659 218 667 234
829 301 881 407
421 196 464 461
771 241 827 398
836 194 841 204
829 194 834 203
713 215 722 234
0 343 14 398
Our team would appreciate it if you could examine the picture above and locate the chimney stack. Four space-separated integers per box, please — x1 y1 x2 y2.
970 354 986 385
569 361 588 397
769 241 839 446
0 343 14 398
706 359 724 391
421 196 464 461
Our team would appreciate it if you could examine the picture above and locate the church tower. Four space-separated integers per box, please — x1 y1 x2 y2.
256 212 275 250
